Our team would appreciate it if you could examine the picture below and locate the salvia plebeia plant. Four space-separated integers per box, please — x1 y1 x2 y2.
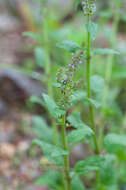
31 0 126 190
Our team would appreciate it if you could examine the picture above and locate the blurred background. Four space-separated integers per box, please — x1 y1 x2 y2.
0 0 126 189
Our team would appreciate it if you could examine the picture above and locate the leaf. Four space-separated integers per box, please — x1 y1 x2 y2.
94 48 120 55
23 32 40 41
32 139 68 157
86 23 98 41
34 47 46 68
32 116 53 143
30 96 44 106
42 93 65 119
86 98 101 108
53 82 61 88
71 90 87 104
68 127 93 143
104 133 126 153
90 75 104 93
75 155 105 175
99 154 117 186
67 112 88 128
72 176 85 190
32 139 68 165
35 170 61 188
56 40 81 53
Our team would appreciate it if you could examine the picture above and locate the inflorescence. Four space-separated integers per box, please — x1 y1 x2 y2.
56 51 83 109
82 0 96 15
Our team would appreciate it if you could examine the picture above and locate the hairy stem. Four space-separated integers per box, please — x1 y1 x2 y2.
87 14 99 155
61 114 71 190
86 14 100 188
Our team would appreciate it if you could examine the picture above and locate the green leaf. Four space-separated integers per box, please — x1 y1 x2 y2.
42 93 65 119
90 75 104 93
86 22 98 41
104 133 126 153
56 40 81 53
32 139 68 165
32 116 53 143
86 98 101 108
75 155 105 175
32 139 68 157
68 127 93 143
53 82 61 88
34 47 46 68
30 95 44 106
23 31 40 41
35 170 61 188
67 112 88 128
99 154 117 186
94 48 120 55
71 90 87 104
72 176 85 190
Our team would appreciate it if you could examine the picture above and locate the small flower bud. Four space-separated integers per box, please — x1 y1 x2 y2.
79 60 82 64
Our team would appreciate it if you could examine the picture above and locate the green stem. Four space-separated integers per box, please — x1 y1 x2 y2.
86 14 100 189
86 14 99 155
61 114 71 190
52 118 59 145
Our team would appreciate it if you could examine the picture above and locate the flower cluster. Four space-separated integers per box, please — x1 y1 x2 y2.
56 51 83 109
82 0 96 16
